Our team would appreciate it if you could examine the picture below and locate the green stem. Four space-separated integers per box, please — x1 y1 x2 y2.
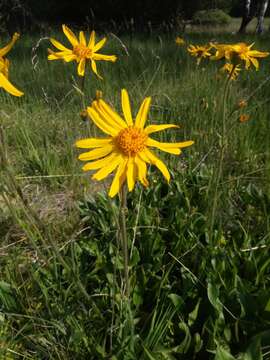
119 184 130 298
79 75 86 108
209 65 235 240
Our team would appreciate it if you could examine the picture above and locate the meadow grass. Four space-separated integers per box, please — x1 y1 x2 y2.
0 27 270 359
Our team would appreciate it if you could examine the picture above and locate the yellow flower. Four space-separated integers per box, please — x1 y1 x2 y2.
76 89 194 197
187 44 212 65
239 114 250 123
220 63 241 80
0 32 20 58
0 33 23 97
238 99 247 108
210 43 233 61
48 25 117 78
175 36 185 46
79 109 88 120
211 42 269 70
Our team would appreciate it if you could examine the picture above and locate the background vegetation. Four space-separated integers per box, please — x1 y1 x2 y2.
0 21 270 358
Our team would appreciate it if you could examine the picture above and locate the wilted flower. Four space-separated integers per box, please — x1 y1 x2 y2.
76 89 194 197
239 114 250 123
238 99 247 108
175 36 185 46
187 44 212 65
220 63 241 80
48 25 117 78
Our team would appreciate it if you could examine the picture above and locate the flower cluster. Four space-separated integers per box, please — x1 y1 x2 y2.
183 39 269 80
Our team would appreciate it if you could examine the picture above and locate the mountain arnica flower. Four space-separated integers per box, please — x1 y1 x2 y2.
220 63 241 80
76 89 194 197
175 36 185 46
211 42 269 70
0 33 23 96
48 25 117 78
187 44 212 65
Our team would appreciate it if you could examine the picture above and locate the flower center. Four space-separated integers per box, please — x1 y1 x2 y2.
73 45 92 59
116 126 148 157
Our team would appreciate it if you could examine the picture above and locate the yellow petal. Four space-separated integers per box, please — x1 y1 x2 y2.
109 157 128 197
78 144 113 161
92 54 117 62
0 73 23 97
63 54 77 62
92 101 124 131
82 152 118 171
48 53 60 60
79 31 86 46
97 99 127 129
0 32 19 57
135 96 151 129
62 24 78 47
75 138 112 148
147 138 181 154
144 124 179 134
50 38 70 52
248 50 269 58
87 107 118 136
147 138 194 154
48 49 74 61
140 148 170 182
91 60 103 79
134 155 149 187
0 58 9 77
78 58 86 76
93 37 107 52
88 31 95 48
92 154 122 180
127 157 137 191
250 57 259 70
121 89 133 126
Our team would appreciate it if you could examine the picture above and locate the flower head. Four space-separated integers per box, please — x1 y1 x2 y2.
211 42 269 70
238 99 247 108
220 63 241 80
187 44 212 65
239 114 250 123
175 36 185 46
76 89 194 197
0 33 23 97
48 25 117 78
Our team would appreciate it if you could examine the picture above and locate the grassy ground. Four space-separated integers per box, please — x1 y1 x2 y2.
0 26 270 359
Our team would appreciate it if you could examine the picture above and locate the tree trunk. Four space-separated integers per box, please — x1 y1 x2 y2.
256 0 269 33
238 0 254 33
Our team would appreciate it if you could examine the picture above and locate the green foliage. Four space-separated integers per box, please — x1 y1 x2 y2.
193 9 232 26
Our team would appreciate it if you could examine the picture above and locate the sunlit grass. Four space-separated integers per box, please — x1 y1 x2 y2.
0 28 270 358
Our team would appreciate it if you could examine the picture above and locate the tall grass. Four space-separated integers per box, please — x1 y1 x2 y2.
0 28 270 359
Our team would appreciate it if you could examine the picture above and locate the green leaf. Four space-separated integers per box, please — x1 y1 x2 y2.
207 282 223 313
243 337 262 360
215 345 236 360
188 298 201 326
177 322 191 354
168 293 184 310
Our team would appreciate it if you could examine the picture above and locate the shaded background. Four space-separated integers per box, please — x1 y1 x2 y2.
0 0 256 34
